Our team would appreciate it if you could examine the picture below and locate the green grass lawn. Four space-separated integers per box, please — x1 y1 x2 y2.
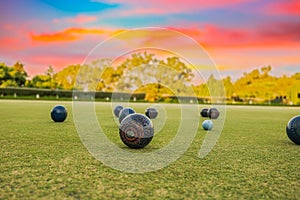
0 100 299 199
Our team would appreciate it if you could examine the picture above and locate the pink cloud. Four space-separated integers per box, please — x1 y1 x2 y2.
170 21 300 49
208 47 300 73
100 0 253 15
53 15 98 24
1 21 300 77
22 54 86 76
0 37 23 50
0 24 32 51
27 23 299 70
265 0 300 15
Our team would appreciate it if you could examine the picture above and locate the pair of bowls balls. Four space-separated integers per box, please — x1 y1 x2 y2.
114 106 158 120
51 105 67 122
200 108 220 119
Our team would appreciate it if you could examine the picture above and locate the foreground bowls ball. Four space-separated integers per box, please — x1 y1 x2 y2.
286 115 300 145
118 107 135 123
200 108 209 117
113 105 123 117
51 105 67 122
119 113 154 149
202 120 213 130
145 107 158 119
208 108 220 119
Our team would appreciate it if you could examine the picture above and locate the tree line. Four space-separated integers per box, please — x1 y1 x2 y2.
1 52 300 104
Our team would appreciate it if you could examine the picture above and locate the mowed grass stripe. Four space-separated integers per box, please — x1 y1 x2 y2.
0 100 299 199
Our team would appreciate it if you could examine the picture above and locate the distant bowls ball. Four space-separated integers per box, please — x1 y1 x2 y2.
145 107 158 119
208 108 220 119
118 107 135 123
113 105 123 117
51 105 67 122
286 115 300 145
202 120 213 131
200 108 209 117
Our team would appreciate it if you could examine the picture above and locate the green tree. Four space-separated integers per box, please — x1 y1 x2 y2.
31 66 58 89
12 62 28 87
288 73 300 104
55 59 112 91
0 62 28 87
0 63 11 86
206 74 225 97
223 76 233 98
192 83 209 97
112 52 194 101
233 66 274 99
55 64 80 90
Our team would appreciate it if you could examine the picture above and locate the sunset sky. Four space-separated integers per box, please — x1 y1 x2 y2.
1 0 299 80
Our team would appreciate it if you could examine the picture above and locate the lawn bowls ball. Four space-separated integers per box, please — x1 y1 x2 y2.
113 105 123 117
202 119 213 131
145 107 158 119
200 108 209 117
286 115 300 145
208 108 220 119
51 105 67 122
119 113 154 148
118 107 135 123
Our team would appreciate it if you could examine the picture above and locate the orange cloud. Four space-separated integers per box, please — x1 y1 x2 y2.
31 27 108 42
32 21 300 48
64 28 106 35
31 31 79 42
5 23 300 77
